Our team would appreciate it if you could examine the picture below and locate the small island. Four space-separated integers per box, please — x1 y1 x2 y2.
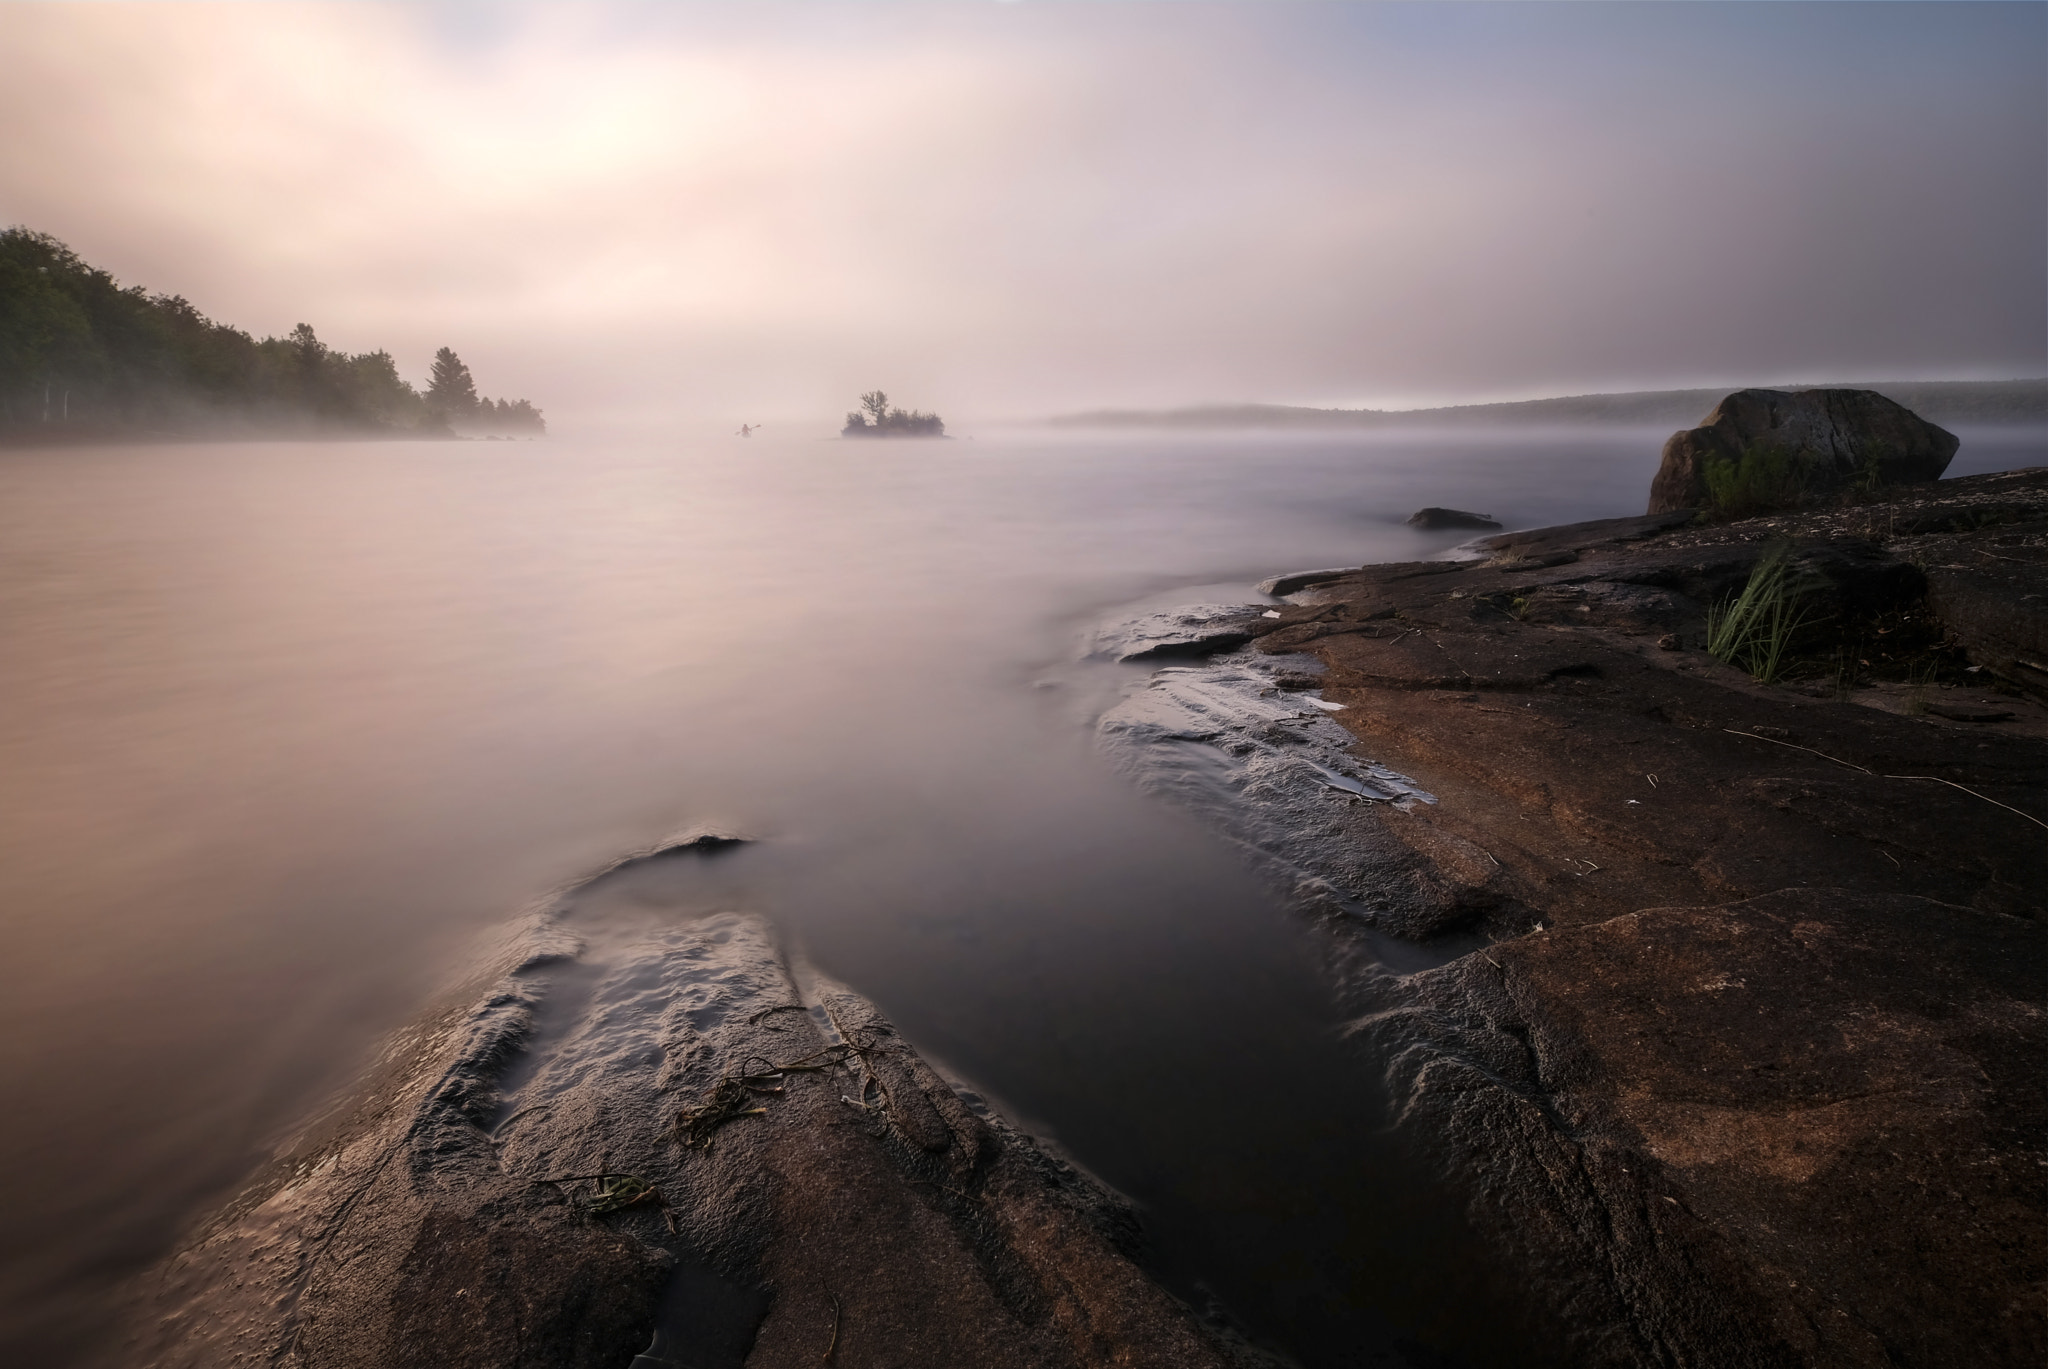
841 389 945 437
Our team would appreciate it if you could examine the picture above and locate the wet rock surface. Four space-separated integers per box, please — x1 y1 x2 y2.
127 844 1254 1369
1101 467 2048 1367
1088 604 1258 662
1095 654 1472 940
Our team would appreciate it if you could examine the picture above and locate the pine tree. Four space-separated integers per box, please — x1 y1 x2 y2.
425 347 478 419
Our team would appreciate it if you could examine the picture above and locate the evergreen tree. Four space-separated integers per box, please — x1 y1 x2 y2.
425 347 478 419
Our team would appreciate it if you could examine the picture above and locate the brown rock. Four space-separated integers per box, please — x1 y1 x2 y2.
1363 887 2047 1369
124 885 1247 1368
1480 509 1698 560
1923 557 2048 701
1648 388 1958 515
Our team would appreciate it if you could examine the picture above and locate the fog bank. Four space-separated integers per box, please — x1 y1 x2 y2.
2 2 2041 426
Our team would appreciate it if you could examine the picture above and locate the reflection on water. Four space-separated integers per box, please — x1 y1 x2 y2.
0 425 2037 1366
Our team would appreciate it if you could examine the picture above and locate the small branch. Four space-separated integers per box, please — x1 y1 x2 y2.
1723 729 2048 833
821 1287 842 1363
1722 728 1870 773
1882 774 2048 833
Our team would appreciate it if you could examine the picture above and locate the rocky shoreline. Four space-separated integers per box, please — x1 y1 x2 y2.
1099 461 2047 1367
122 418 2044 1366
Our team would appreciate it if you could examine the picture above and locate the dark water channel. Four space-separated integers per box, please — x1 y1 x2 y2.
1 425 2038 1366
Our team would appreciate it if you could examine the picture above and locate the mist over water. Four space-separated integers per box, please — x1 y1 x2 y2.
0 425 2040 1366
1 0 2040 1360
3 3 2041 421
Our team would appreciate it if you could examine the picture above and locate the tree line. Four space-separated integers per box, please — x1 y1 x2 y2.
0 228 543 438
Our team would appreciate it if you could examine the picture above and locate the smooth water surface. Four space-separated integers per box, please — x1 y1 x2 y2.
1 424 2038 1366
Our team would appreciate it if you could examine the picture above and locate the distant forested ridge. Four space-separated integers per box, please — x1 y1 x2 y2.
842 389 945 437
1052 379 2048 431
0 228 543 441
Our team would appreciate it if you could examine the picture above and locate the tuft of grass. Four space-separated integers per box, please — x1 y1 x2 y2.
1904 660 1939 716
1830 647 1857 700
1703 444 1807 519
1847 442 1893 502
1706 545 1820 684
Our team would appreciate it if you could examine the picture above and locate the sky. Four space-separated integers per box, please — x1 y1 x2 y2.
1 1 2042 425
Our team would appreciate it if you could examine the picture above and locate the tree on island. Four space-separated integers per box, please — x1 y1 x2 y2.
843 389 945 437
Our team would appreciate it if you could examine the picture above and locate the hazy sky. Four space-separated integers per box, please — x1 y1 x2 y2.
2 2 2042 424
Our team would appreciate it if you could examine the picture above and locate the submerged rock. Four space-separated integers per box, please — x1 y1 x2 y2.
1086 604 1258 663
1255 566 1359 596
649 830 750 856
128 881 1252 1366
1406 507 1502 530
1648 388 1958 515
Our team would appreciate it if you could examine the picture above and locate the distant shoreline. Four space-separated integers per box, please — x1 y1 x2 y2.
0 425 543 450
1050 378 2048 431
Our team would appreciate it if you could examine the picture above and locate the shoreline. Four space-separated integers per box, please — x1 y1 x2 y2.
1099 465 2047 1366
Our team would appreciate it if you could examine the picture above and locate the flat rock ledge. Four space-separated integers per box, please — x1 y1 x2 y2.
1103 467 2048 1368
1361 887 2044 1368
125 851 1256 1369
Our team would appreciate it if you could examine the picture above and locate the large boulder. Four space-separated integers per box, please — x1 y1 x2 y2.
1647 388 1957 515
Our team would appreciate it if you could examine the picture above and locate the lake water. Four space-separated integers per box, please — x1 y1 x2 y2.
1 424 2038 1367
